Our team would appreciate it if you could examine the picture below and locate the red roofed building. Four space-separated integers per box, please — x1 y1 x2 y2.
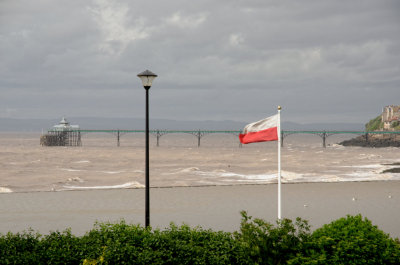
382 105 400 130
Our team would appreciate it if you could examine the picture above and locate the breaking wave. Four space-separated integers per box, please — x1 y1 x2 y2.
62 181 144 190
173 164 400 185
0 187 12 193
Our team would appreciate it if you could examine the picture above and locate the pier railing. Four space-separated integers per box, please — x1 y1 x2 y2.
46 129 400 148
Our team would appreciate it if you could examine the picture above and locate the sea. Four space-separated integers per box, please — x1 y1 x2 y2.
0 132 399 193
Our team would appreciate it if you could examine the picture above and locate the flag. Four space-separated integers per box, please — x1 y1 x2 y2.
239 114 279 144
239 107 283 220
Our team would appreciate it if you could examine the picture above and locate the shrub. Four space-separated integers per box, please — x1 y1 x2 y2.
234 211 311 265
289 215 400 264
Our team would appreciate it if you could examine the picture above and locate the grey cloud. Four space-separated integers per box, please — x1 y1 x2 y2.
0 0 399 123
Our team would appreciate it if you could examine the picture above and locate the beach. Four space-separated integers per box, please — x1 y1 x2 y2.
1 182 399 238
0 132 399 237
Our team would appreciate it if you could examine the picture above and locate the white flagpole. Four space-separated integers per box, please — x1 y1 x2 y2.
277 106 282 220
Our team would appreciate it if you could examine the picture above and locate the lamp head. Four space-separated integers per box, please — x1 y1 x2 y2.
137 70 157 89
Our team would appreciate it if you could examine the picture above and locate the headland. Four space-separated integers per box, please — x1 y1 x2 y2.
339 105 400 147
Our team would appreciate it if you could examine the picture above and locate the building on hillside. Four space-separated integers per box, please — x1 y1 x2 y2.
382 105 400 130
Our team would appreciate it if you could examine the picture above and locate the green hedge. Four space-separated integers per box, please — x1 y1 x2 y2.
0 214 399 264
80 221 249 264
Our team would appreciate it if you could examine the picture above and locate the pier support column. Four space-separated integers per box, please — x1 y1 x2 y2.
78 131 82 146
322 132 327 148
197 130 201 147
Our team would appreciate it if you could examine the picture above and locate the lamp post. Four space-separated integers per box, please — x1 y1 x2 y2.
137 69 157 228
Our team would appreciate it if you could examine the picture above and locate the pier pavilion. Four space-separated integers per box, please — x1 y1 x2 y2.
40 117 81 146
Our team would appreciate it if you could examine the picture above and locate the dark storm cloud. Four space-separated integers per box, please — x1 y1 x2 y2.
0 0 399 123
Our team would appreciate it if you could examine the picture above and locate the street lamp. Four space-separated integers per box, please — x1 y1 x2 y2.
137 69 157 228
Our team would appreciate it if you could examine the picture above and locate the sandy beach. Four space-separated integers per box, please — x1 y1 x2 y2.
1 181 399 238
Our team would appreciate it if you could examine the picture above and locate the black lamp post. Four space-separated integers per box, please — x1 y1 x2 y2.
137 69 157 228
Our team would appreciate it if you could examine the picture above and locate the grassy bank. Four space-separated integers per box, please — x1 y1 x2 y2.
1 212 399 264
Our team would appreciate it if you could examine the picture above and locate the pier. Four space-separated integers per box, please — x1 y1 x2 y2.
44 129 400 148
41 118 81 146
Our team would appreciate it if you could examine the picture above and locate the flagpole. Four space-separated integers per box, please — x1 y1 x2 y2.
277 106 282 220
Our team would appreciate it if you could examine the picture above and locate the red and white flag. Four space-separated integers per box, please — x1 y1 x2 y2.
239 108 283 219
239 114 279 144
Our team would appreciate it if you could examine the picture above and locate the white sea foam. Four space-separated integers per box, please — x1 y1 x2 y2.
194 170 277 183
63 181 144 190
340 164 382 169
236 174 277 182
313 176 343 182
67 177 84 183
0 187 12 193
343 171 375 178
357 154 381 160
73 160 90 164
179 167 200 173
323 170 341 173
180 168 324 184
61 168 83 172
358 164 384 169
383 173 400 181
343 170 393 179
220 172 276 181
97 171 125 174
218 172 241 177
213 169 227 173
281 171 304 181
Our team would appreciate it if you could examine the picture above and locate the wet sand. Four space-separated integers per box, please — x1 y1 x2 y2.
1 181 399 238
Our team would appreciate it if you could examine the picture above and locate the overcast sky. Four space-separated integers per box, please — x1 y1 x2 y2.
1 0 399 124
